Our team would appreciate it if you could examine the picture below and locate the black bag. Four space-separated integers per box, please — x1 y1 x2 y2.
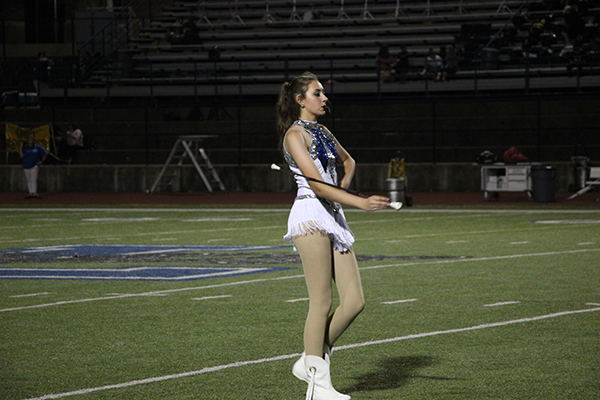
477 150 497 164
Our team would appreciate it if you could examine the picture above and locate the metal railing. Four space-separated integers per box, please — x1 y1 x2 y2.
76 0 172 82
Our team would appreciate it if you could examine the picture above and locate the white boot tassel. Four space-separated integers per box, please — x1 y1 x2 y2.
304 356 350 400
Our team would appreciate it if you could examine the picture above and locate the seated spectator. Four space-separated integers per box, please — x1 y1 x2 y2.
375 45 397 83
530 18 548 45
396 45 410 83
583 14 600 44
303 4 322 21
440 45 458 81
560 5 586 45
169 19 201 45
165 19 183 43
420 48 444 81
180 19 202 44
530 17 559 49
513 8 529 30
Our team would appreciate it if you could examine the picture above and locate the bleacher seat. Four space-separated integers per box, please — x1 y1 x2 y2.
65 1 593 90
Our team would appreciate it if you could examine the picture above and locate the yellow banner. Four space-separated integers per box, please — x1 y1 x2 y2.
5 123 50 153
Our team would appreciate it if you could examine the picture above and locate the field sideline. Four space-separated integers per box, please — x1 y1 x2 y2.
1 195 599 400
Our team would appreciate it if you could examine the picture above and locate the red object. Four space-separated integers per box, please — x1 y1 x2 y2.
503 147 529 163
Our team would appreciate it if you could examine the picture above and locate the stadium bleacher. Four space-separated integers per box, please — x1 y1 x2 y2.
67 0 600 93
2 1 599 174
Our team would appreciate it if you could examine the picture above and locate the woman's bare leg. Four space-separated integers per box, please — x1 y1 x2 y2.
326 249 365 347
293 233 334 357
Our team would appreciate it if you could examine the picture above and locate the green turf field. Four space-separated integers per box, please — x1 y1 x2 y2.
1 205 599 400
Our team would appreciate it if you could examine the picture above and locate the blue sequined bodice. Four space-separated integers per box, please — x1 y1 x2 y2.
283 120 338 182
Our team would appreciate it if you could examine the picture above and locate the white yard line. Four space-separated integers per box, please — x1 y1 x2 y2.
191 295 232 301
1 208 598 245
286 298 310 303
358 222 595 243
0 226 285 245
0 208 289 213
3 248 599 313
483 301 521 307
21 305 600 400
9 292 50 298
360 248 600 271
382 299 418 305
0 275 304 313
335 306 600 352
2 208 600 214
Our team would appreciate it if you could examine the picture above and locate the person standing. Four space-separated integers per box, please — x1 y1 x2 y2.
65 123 84 162
19 134 47 199
33 52 51 92
276 71 389 399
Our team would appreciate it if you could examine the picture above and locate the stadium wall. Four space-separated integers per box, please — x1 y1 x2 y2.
0 162 574 194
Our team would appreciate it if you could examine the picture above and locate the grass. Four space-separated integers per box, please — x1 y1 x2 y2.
0 204 599 400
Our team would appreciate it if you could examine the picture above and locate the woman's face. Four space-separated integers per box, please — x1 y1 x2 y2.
298 80 328 121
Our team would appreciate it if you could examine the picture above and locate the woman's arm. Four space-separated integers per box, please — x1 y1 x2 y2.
284 127 389 211
335 139 355 190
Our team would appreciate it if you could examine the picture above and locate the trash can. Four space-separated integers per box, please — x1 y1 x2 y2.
386 178 405 204
571 156 589 190
531 165 556 202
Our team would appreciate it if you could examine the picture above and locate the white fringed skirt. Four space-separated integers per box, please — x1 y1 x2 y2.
283 195 355 253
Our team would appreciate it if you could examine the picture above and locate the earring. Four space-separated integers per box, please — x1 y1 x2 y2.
301 103 305 108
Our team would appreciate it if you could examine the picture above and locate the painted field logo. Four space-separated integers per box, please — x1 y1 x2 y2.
0 244 293 281
8 244 287 256
0 266 291 281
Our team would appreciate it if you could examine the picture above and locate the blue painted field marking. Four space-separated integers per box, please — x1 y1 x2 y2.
0 266 293 281
1 244 293 281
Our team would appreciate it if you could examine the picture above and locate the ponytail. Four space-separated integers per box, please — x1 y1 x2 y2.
276 71 318 147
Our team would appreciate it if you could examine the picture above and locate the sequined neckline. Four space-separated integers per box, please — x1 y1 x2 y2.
298 119 319 130
292 120 338 175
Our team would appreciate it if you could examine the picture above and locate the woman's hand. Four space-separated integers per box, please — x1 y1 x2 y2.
361 195 390 211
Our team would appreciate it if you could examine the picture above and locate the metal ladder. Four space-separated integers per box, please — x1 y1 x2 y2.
149 135 226 194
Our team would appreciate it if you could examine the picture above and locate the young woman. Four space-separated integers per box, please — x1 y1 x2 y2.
276 72 389 400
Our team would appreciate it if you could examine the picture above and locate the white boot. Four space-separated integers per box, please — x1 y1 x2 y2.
293 344 332 382
304 355 350 400
292 352 308 382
